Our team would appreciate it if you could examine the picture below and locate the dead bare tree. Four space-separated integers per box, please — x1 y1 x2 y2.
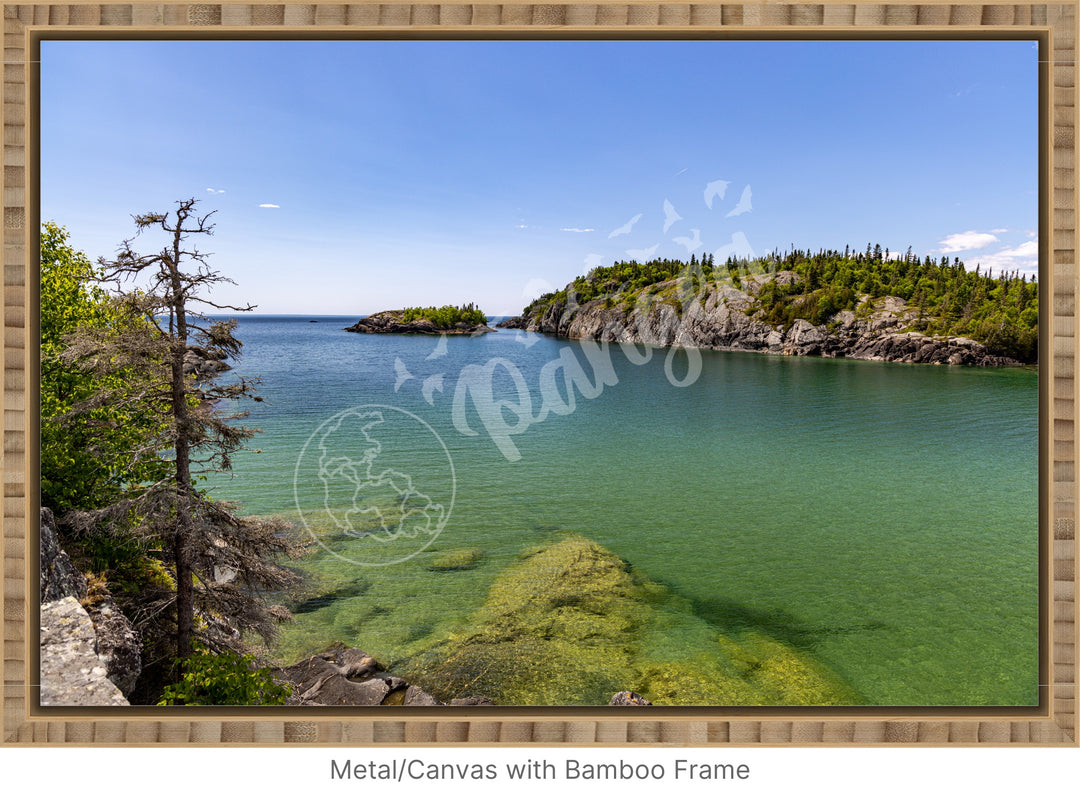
62 199 305 675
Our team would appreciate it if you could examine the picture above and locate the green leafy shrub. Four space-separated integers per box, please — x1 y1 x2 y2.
158 649 290 705
40 222 170 512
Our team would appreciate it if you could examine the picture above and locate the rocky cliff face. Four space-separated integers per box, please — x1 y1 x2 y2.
40 507 87 604
39 507 141 703
515 278 1022 368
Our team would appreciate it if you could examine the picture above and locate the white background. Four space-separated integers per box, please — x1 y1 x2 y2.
1 745 1077 800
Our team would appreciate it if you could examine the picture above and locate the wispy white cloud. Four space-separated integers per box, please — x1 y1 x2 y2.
258 203 280 209
206 187 226 195
561 227 595 233
998 239 1038 259
965 238 1039 277
938 230 999 253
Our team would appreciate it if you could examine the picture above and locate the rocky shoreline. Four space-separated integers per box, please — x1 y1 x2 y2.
346 310 495 336
503 274 1025 368
39 508 656 707
182 348 231 378
42 506 850 706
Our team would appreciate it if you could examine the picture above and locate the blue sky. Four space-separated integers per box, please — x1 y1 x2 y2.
41 39 1038 316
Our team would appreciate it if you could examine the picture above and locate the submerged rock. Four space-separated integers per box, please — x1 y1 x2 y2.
428 548 485 572
287 577 371 615
399 535 862 706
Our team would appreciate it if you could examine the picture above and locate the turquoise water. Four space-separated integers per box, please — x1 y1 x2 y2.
214 315 1038 706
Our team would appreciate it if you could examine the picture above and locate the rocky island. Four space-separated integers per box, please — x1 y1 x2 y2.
503 248 1038 367
346 303 494 335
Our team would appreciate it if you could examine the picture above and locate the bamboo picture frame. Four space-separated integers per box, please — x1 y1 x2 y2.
1 0 1076 746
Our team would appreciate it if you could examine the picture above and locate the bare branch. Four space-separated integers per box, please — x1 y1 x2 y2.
54 198 303 685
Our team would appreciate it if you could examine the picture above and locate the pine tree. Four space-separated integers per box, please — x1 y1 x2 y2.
60 199 305 673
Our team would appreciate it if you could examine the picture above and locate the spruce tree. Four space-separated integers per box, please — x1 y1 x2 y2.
60 199 305 674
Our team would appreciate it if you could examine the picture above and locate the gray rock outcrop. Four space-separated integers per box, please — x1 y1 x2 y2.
39 507 142 698
40 507 86 604
40 596 129 706
510 284 1021 367
182 349 231 378
84 594 141 697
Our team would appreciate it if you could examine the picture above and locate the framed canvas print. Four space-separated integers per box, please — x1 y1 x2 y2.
1 1 1075 747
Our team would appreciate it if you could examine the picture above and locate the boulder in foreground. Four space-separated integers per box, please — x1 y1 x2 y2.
40 596 129 706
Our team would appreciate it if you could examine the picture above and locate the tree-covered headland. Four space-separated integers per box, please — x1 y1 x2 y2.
524 244 1038 364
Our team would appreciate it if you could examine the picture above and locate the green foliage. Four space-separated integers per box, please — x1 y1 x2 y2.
756 247 1038 362
158 648 290 705
520 244 1039 363
39 222 168 512
400 303 486 328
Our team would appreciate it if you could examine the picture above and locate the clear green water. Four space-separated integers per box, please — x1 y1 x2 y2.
214 315 1038 706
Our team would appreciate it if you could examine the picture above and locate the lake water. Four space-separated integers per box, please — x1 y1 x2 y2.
213 315 1038 706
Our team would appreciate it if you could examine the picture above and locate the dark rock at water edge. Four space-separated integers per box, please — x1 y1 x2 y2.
610 690 652 706
182 349 231 378
274 645 419 706
272 644 499 706
495 316 525 329
345 310 495 335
